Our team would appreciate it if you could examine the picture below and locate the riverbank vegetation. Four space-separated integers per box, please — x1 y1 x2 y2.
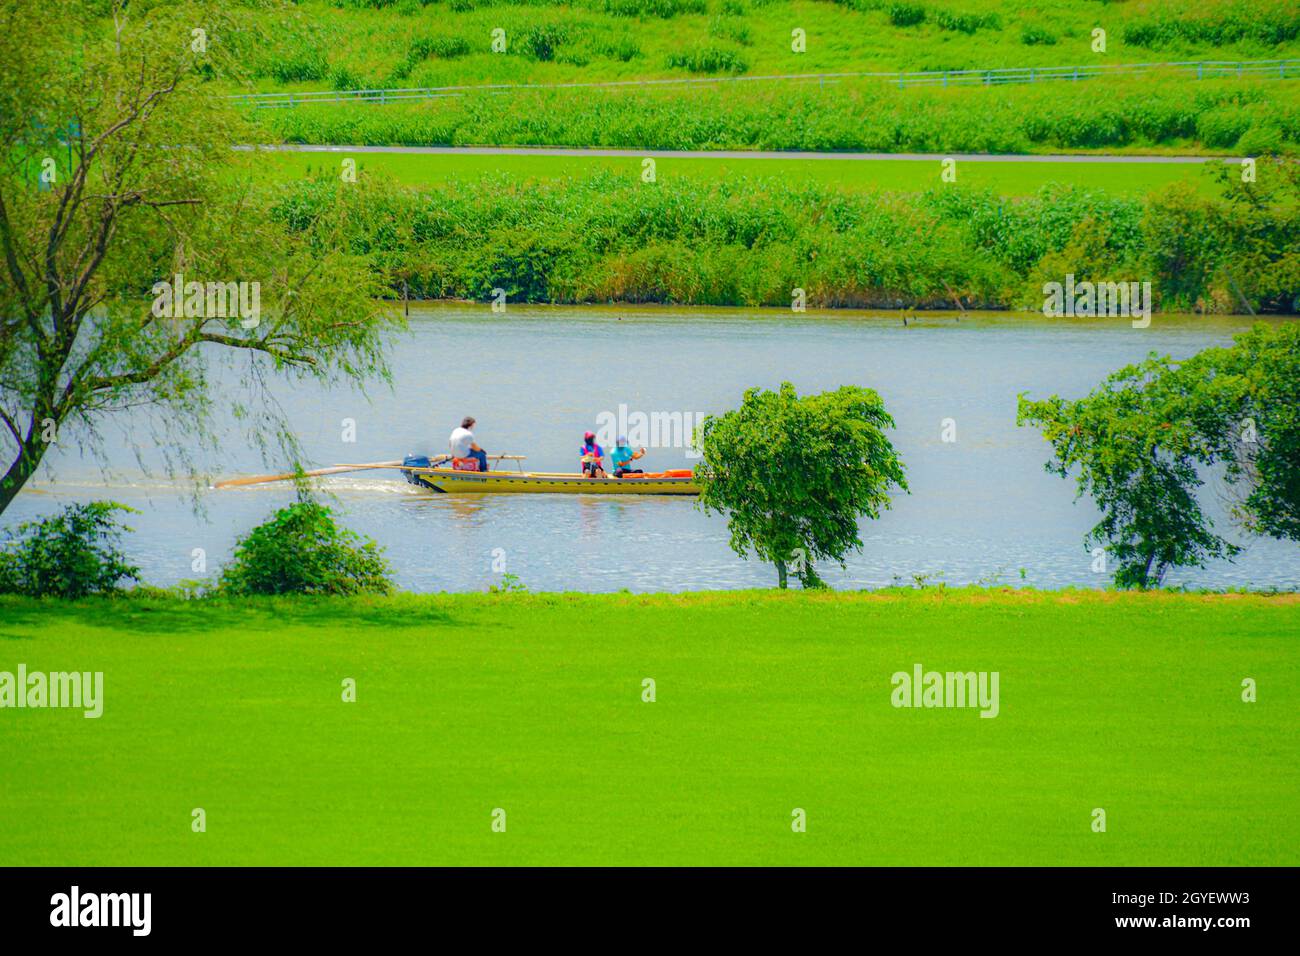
1020 322 1300 589
0 495 396 598
236 0 1300 89
272 160 1300 312
224 0 1300 155
2 588 1295 865
255 78 1300 155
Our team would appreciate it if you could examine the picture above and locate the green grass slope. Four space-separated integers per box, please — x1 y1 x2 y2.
265 150 1226 196
1 590 1295 866
239 0 1300 90
228 0 1300 154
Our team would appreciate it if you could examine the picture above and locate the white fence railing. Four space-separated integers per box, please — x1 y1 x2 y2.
230 58 1300 109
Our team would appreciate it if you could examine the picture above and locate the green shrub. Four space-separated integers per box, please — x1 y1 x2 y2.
1196 106 1252 148
934 10 999 34
391 35 473 81
1123 1 1300 47
268 54 328 83
270 170 1141 309
522 24 568 61
604 0 707 18
218 497 393 596
709 16 752 45
414 36 472 60
595 35 641 61
888 3 926 27
0 502 140 598
1121 21 1169 48
1020 24 1057 46
329 66 368 91
1237 123 1286 155
557 49 592 67
666 44 748 74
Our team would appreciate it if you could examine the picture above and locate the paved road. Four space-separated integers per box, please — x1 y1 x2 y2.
241 144 1241 164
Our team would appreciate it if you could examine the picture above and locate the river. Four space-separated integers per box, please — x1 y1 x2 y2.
7 304 1297 592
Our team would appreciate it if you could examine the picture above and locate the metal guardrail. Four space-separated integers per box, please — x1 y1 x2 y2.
230 58 1300 109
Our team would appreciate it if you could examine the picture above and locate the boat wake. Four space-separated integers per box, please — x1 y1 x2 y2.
313 477 421 495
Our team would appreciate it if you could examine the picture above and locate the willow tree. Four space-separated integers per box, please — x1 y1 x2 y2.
1017 322 1299 589
1183 322 1300 543
1018 358 1237 590
696 383 908 588
0 0 396 516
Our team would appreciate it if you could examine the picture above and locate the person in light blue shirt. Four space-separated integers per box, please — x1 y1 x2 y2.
611 435 646 478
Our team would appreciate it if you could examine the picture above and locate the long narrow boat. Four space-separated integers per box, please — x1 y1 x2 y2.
214 456 698 496
412 466 699 495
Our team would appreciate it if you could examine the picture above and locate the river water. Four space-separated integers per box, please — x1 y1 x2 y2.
8 305 1297 592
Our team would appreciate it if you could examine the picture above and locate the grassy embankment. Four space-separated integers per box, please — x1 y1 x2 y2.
231 0 1300 154
254 80 1300 155
261 149 1225 197
243 0 1300 88
1 589 1296 866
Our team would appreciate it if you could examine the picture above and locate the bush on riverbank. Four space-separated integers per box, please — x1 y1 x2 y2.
217 498 394 596
0 502 140 599
271 160 1300 312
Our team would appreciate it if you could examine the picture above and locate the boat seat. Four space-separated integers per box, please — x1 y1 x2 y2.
451 457 480 472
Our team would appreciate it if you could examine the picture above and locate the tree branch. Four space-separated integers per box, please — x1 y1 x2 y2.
0 189 42 334
0 407 22 447
198 332 319 368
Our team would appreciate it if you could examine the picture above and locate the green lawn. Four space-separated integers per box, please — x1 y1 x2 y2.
1 590 1296 866
261 150 1224 197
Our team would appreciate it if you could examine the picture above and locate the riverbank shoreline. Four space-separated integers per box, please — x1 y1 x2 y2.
5 586 1299 615
381 297 1293 319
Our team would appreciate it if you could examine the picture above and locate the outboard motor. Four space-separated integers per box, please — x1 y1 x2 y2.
402 454 431 486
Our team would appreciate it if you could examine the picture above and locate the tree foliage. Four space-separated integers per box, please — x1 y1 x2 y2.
696 383 908 588
0 0 399 517
1018 322 1298 588
1185 322 1300 541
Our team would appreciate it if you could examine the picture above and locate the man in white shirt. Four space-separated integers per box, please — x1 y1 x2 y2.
449 416 488 472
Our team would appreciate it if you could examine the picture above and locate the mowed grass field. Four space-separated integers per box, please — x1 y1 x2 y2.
258 150 1227 197
2 590 1296 866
